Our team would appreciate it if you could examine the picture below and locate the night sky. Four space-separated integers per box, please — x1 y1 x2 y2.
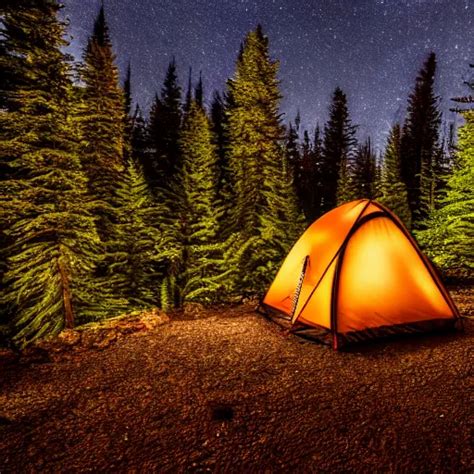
63 0 473 150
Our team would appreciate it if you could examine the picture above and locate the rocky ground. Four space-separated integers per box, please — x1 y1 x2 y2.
0 288 472 473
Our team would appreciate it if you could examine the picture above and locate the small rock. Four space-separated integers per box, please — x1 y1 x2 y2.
57 329 81 346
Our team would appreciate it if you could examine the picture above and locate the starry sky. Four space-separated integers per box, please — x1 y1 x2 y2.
63 0 473 150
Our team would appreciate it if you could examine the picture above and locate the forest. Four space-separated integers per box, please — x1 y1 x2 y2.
0 1 472 350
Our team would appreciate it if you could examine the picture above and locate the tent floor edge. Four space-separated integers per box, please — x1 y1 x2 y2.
279 318 459 350
290 325 332 346
337 317 458 349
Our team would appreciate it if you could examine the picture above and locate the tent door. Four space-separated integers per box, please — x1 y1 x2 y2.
290 256 310 320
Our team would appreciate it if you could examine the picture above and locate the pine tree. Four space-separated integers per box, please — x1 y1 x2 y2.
0 0 125 347
225 25 303 294
321 87 357 210
379 125 412 227
77 4 126 235
352 137 378 199
400 52 441 227
180 102 227 303
112 161 178 307
142 64 184 308
146 59 182 192
416 65 473 271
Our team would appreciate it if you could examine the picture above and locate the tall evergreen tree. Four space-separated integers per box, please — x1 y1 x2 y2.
416 65 473 271
0 0 124 347
180 102 227 302
77 4 125 235
143 71 184 308
379 125 412 227
112 161 178 307
225 25 303 294
400 52 441 227
321 87 357 210
145 59 182 191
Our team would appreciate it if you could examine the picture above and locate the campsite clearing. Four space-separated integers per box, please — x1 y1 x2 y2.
0 288 472 472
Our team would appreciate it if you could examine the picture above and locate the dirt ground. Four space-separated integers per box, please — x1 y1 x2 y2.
0 288 473 473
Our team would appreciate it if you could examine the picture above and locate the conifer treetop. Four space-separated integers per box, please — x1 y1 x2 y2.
92 5 111 48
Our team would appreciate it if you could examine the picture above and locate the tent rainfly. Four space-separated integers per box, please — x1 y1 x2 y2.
262 199 460 350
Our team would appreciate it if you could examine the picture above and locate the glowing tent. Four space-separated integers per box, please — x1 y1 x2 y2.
262 199 460 349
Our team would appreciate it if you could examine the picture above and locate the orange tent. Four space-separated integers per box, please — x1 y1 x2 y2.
262 199 460 349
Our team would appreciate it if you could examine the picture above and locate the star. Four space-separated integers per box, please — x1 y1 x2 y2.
63 0 473 151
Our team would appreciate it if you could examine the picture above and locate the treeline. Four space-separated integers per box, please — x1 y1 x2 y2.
0 1 472 347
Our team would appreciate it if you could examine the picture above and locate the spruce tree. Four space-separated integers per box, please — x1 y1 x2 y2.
142 64 184 308
225 25 303 294
379 125 412 227
112 161 178 307
146 59 182 192
321 87 357 210
416 66 473 270
400 52 441 227
0 0 125 347
180 102 227 303
77 4 125 235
